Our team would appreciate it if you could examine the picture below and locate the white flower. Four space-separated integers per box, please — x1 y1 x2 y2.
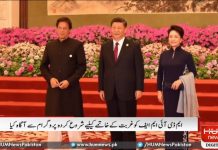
29 59 35 64
22 58 26 61
149 65 156 70
207 70 211 75
151 73 155 78
0 63 5 67
34 55 40 60
87 63 91 67
144 65 148 69
28 54 34 58
4 70 8 76
155 67 158 72
88 57 94 61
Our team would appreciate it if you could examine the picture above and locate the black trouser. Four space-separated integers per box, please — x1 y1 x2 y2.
106 90 136 150
163 87 188 150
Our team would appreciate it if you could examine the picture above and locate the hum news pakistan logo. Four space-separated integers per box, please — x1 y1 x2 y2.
201 125 218 149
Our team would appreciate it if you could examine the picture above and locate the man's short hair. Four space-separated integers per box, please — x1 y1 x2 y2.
110 17 127 27
56 17 72 29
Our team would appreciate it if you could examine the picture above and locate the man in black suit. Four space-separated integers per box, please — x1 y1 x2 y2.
98 17 144 149
40 17 86 148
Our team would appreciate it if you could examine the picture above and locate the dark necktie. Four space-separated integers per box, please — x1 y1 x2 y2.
114 42 119 62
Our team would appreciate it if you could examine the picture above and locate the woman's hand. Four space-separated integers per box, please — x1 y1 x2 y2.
171 79 182 90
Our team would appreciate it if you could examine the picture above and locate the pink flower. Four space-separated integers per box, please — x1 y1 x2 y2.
90 66 97 72
153 59 159 65
21 62 27 67
27 64 34 72
199 64 204 67
19 67 25 73
212 60 217 66
15 70 21 76
145 52 152 57
6 61 12 67
199 56 205 63
206 62 213 69
144 58 151 64
93 75 98 78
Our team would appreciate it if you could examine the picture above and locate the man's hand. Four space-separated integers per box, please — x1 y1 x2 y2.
135 90 143 100
99 90 105 101
50 78 59 88
59 80 69 89
157 91 163 104
171 79 182 90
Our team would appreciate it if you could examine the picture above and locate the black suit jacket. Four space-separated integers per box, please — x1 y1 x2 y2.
98 38 144 101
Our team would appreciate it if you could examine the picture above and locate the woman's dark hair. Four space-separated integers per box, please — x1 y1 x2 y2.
110 17 127 27
167 25 184 38
56 17 72 29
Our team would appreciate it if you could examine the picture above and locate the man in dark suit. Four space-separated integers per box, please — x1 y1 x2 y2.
40 17 86 148
98 17 144 150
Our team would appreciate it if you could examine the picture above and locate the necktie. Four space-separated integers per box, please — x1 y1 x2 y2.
114 42 119 62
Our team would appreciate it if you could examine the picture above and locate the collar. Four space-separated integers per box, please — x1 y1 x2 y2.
58 37 70 43
113 37 125 46
170 45 182 51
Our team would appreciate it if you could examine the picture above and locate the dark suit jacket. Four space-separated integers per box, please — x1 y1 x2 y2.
40 38 86 116
98 38 144 101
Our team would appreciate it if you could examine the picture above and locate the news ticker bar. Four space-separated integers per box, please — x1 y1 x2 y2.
0 142 203 149
1 117 198 131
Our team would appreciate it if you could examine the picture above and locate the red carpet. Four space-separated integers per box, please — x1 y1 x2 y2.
0 77 217 150
0 77 218 122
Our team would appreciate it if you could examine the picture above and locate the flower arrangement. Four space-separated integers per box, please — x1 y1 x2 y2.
141 43 168 78
0 24 218 79
0 43 44 76
184 45 218 79
83 43 101 78
1 42 217 79
1 24 218 50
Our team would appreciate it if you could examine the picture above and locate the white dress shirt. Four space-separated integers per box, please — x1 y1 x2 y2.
113 37 125 58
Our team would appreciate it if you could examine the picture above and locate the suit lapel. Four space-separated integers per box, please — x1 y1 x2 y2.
108 40 115 64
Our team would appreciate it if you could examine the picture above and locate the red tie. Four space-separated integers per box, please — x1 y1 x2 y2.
114 42 119 62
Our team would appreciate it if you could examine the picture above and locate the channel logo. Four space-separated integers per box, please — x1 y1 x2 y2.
201 125 218 149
